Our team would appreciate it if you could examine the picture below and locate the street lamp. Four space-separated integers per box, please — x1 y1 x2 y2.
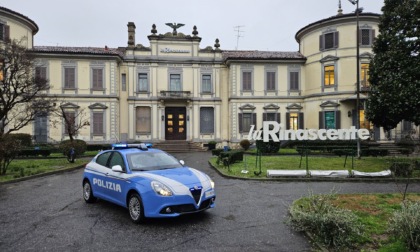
349 0 361 158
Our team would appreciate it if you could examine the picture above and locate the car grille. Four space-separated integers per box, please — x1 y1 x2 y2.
159 198 215 214
189 186 202 204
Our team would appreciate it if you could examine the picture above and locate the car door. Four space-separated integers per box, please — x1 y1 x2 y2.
103 152 128 206
90 151 113 199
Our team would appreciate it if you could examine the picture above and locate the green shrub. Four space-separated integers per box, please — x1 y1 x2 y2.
217 150 244 165
240 139 251 150
289 191 364 250
390 162 413 177
211 148 224 156
388 201 420 251
59 139 87 158
9 133 32 147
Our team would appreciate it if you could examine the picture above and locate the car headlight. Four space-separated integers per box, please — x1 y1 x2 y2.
210 179 215 189
151 181 173 196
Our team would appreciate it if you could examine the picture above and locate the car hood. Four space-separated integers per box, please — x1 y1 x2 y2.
130 167 212 192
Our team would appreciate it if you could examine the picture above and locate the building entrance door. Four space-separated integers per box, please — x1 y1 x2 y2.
165 107 186 140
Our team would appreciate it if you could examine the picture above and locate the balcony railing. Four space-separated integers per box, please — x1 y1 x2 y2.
159 91 191 100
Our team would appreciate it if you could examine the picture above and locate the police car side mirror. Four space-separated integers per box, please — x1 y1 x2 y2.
179 160 185 166
111 165 124 172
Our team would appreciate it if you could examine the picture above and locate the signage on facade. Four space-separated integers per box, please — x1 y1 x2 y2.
160 48 190 53
247 121 370 142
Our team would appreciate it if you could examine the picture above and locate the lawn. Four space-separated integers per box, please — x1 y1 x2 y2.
0 156 93 182
209 151 420 179
292 193 420 251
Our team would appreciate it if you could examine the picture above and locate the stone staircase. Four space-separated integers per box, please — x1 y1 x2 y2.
152 140 207 153
376 141 404 156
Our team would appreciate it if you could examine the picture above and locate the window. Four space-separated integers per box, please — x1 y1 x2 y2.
136 107 151 133
0 23 10 42
109 152 125 171
242 71 252 91
238 113 256 133
169 74 181 91
359 110 372 130
263 112 280 123
201 74 212 93
64 67 75 89
35 66 47 80
96 152 112 167
138 73 148 92
92 68 103 90
0 61 3 81
64 111 76 135
361 63 370 87
320 31 339 51
121 73 126 91
319 111 341 129
324 65 335 86
200 107 214 134
286 112 304 130
92 112 104 135
266 72 276 91
360 28 375 46
289 71 299 91
34 113 48 143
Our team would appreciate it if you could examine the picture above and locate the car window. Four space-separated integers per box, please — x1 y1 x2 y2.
96 152 112 167
109 152 126 171
128 152 182 171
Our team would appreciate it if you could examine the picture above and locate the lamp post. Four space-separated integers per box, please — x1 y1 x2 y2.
349 0 361 158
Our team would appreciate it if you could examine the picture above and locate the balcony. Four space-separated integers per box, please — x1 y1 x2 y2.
159 91 191 100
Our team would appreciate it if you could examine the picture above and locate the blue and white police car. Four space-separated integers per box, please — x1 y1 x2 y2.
82 143 216 223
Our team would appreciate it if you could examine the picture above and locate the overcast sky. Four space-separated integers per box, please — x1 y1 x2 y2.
1 0 384 51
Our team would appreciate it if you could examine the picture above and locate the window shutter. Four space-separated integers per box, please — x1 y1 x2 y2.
4 25 10 42
358 28 362 45
238 113 243 132
371 29 376 45
335 111 341 129
253 113 257 130
333 31 339 48
276 113 281 123
286 113 290 129
298 113 304 129
263 113 267 121
319 112 324 129
319 34 324 51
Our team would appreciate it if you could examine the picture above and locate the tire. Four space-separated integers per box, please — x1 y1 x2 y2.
83 180 97 203
128 193 144 223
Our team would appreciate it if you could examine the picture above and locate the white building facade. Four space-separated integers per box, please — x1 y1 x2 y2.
1 6 418 146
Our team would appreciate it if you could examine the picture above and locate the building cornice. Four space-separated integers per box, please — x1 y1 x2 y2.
0 6 39 34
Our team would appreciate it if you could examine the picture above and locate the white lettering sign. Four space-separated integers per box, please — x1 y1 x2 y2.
93 178 122 193
247 121 370 142
160 48 190 53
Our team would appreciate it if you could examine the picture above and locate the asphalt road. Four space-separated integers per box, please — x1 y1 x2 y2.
1 151 419 252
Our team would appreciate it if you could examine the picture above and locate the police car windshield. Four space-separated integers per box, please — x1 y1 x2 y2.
128 152 183 171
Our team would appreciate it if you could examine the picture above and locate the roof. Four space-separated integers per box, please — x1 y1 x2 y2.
0 6 39 34
295 12 381 42
222 50 306 61
32 46 125 58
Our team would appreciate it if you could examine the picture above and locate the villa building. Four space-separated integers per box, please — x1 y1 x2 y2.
1 6 418 147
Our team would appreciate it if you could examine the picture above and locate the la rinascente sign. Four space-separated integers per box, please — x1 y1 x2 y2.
247 122 370 142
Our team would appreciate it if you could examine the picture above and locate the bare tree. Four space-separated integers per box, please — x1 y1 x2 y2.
0 38 55 175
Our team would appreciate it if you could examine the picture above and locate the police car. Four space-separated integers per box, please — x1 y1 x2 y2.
82 143 216 223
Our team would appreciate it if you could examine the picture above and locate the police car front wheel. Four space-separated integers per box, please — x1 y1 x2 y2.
83 180 97 203
128 193 144 223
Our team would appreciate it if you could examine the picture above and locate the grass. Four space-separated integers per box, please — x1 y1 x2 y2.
210 150 420 178
321 193 420 251
0 156 93 182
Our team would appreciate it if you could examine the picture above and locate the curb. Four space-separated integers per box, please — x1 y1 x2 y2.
208 161 420 183
0 164 86 185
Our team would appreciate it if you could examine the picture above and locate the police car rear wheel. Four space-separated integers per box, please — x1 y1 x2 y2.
83 181 96 203
128 193 144 223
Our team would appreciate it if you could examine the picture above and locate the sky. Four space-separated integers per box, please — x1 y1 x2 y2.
0 0 384 52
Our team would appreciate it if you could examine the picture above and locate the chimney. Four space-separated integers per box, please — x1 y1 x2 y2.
127 22 136 47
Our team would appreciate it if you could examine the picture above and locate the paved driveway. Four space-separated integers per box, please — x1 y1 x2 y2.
1 151 419 251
